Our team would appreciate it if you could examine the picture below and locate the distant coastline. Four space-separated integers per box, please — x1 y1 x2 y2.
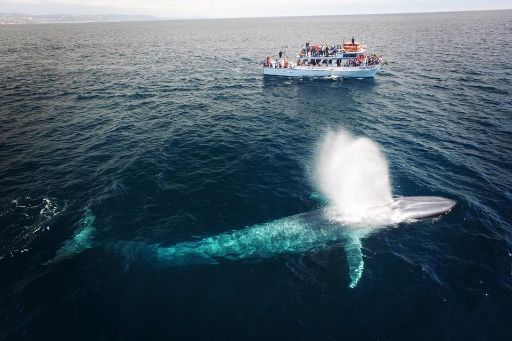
0 13 159 25
0 8 510 25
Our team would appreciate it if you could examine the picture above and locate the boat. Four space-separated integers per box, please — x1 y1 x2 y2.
262 38 384 78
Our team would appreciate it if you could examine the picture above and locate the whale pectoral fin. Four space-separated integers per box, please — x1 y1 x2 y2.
345 235 364 288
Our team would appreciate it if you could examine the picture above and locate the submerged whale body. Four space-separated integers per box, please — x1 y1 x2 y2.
54 130 456 287
54 196 456 288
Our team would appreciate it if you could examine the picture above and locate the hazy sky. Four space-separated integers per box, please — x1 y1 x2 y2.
0 0 510 18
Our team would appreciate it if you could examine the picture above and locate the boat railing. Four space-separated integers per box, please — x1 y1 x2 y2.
263 61 380 70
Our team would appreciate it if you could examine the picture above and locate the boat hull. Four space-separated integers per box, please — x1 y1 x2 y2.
262 65 379 78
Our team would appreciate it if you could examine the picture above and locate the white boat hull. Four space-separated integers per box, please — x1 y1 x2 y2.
262 65 379 78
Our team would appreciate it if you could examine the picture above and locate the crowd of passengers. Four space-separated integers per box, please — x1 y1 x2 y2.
365 54 383 66
299 38 359 57
300 42 344 57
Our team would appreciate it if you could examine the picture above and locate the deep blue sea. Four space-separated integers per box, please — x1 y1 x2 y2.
1 10 512 340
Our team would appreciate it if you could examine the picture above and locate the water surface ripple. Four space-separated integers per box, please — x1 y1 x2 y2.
1 10 511 340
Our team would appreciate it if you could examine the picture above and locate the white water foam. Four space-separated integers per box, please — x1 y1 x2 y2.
315 130 394 224
1 197 65 261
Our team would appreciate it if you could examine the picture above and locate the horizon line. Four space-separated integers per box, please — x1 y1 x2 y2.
1 7 510 22
174 7 512 20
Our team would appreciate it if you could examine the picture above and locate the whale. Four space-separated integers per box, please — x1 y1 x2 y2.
53 196 456 288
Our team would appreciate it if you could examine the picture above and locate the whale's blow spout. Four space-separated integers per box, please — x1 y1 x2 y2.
315 130 394 223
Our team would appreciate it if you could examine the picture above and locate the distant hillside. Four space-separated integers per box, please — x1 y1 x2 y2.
0 13 158 24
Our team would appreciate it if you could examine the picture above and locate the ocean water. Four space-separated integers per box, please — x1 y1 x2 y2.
1 10 512 340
